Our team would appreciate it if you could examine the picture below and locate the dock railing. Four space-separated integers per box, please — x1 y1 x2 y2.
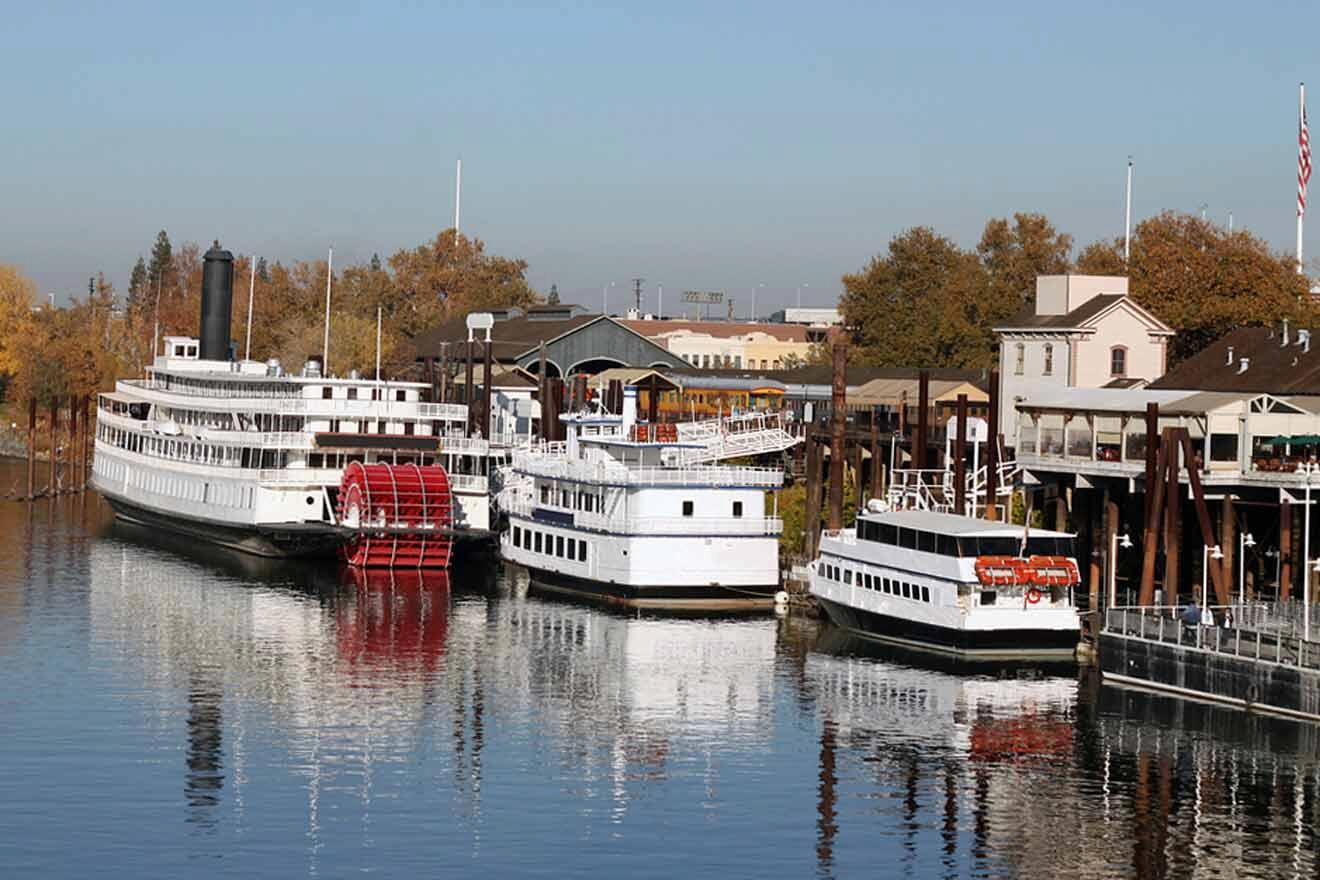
1105 604 1320 672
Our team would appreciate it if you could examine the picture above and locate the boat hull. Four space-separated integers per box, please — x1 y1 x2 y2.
520 565 778 612
814 596 1080 660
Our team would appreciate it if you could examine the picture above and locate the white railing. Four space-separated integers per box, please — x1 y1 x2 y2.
672 411 800 464
504 498 781 536
1105 604 1320 671
117 380 469 424
258 468 343 485
447 473 489 494
512 455 784 488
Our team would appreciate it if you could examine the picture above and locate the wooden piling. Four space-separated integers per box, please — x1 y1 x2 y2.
463 338 475 437
915 371 929 471
954 394 968 516
804 431 822 559
1281 498 1293 601
82 396 93 490
1105 495 1120 607
869 408 881 502
1164 430 1181 600
68 398 79 492
26 397 36 499
1143 403 1159 525
481 337 494 440
985 367 1000 520
827 343 846 531
1137 434 1170 606
48 397 58 493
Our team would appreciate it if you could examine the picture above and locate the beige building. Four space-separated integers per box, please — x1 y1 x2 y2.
995 275 1173 440
621 319 814 370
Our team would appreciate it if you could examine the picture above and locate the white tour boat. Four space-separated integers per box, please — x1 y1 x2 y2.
499 385 795 610
91 243 493 559
809 508 1082 659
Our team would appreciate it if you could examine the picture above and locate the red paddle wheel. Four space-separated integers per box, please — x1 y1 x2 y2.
337 462 455 569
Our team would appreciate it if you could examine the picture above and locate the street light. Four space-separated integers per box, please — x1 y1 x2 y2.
602 281 616 316
753 282 765 321
796 283 809 308
1201 543 1224 611
1109 532 1133 609
1238 532 1255 604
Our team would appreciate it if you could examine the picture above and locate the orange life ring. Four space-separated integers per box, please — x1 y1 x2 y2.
1026 587 1043 605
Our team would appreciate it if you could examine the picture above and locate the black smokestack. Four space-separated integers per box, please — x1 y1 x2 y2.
199 241 234 361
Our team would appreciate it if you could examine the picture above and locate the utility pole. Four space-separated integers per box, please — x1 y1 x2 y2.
632 277 644 314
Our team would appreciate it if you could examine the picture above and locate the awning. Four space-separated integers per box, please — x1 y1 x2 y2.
1259 435 1320 447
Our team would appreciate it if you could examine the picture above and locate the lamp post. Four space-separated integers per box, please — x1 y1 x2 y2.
1109 532 1133 609
602 281 615 316
753 282 764 321
796 283 809 308
1238 532 1255 604
1306 462 1316 641
1202 543 1224 611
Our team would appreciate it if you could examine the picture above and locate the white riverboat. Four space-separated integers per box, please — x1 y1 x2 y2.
498 385 794 610
90 244 493 558
809 508 1082 659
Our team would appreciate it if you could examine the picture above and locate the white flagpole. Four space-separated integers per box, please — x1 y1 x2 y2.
1299 83 1307 274
375 305 382 382
322 247 333 373
455 158 462 235
1124 157 1133 263
244 258 256 362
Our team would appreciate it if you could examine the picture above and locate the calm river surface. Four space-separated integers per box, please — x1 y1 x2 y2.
1 471 1317 878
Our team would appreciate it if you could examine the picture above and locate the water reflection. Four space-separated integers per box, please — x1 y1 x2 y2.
0 479 1313 878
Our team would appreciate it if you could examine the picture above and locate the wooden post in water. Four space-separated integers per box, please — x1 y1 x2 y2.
1105 494 1120 608
26 397 36 499
463 338 475 437
48 397 58 494
869 408 881 502
82 396 93 490
1144 403 1159 526
915 371 929 471
1137 435 1170 606
1164 429 1181 601
985 368 1000 520
481 337 494 440
804 431 822 560
68 397 79 492
827 343 846 531
954 394 968 516
1282 498 1294 601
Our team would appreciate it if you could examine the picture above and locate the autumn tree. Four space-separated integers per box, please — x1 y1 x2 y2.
978 212 1073 308
127 256 149 315
0 264 37 382
388 230 537 335
1077 212 1312 363
841 227 1007 368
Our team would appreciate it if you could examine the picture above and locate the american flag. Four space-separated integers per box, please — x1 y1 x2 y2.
1301 101 1312 217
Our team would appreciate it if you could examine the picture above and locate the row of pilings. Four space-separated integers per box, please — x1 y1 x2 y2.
13 395 94 501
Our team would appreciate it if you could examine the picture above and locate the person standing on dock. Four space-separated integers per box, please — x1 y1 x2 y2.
1181 600 1201 641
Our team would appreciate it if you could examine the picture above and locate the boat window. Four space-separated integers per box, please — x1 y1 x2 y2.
981 590 997 605
936 534 958 557
322 387 332 399
732 501 743 518
961 536 1020 557
879 524 898 545
682 500 694 517
843 569 852 584
917 531 935 553
579 540 588 563
1026 536 1075 557
898 528 916 550
882 577 891 594
566 540 576 561
556 535 565 557
535 532 543 553
396 390 406 402
513 526 521 546
863 573 872 589
901 582 911 599
921 586 930 603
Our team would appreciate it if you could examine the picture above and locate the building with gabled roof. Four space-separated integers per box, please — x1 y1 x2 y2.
995 275 1174 426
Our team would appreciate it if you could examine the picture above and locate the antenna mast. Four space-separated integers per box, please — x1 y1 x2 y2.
455 158 462 236
632 277 645 313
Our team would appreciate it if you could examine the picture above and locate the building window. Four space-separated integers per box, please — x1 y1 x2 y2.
1110 346 1127 377
1014 342 1025 376
1043 343 1053 376
682 500 694 517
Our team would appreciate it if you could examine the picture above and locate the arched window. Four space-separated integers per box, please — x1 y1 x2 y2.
1043 343 1054 376
1014 342 1025 375
1110 346 1127 377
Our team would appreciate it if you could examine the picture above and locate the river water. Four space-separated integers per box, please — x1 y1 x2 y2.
1 471 1317 878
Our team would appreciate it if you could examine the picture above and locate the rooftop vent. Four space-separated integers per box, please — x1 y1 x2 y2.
302 356 323 379
1238 357 1250 374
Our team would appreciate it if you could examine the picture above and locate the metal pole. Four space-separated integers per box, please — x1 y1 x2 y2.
1124 157 1133 263
322 247 333 373
1300 83 1307 274
244 257 256 361
454 158 462 235
375 305 382 382
1307 466 1313 639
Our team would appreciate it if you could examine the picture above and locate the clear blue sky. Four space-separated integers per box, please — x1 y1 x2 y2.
3 1 1316 313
